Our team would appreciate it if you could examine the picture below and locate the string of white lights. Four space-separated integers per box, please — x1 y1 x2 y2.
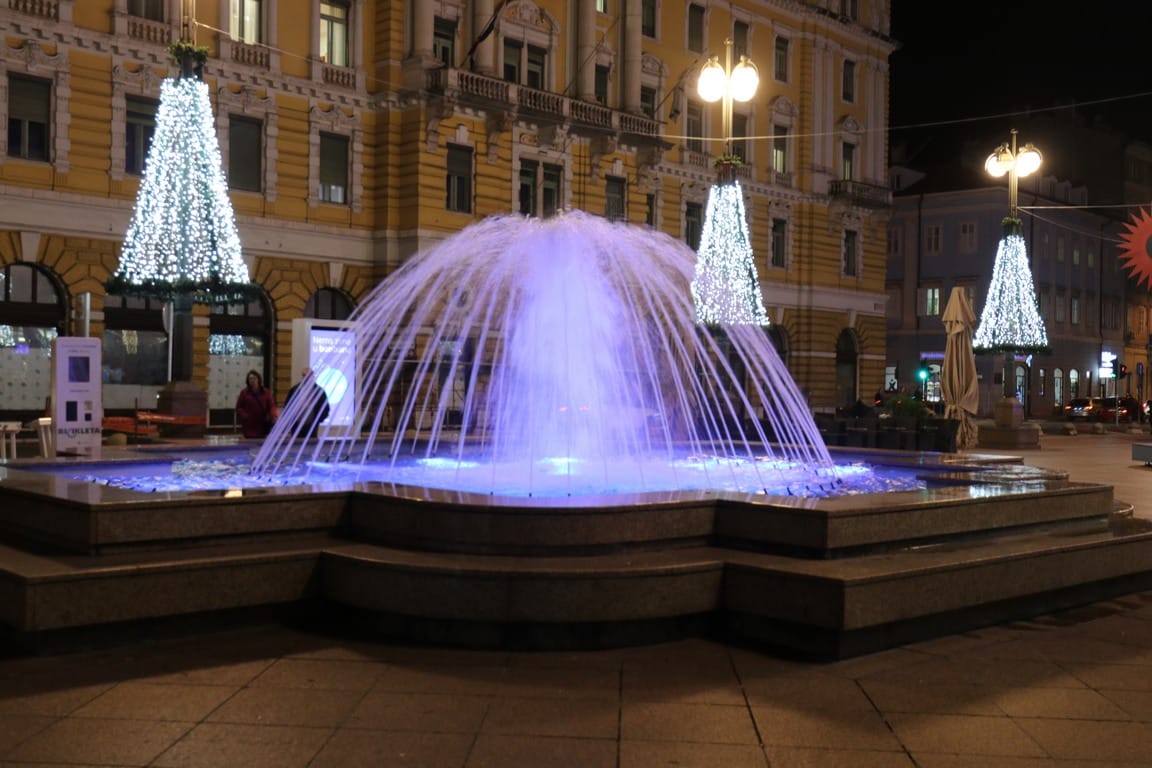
690 180 769 326
973 233 1049 352
112 76 251 301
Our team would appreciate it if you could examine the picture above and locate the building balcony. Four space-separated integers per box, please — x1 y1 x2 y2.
427 67 663 145
124 15 172 46
322 63 356 90
9 0 57 20
829 179 892 209
228 39 271 70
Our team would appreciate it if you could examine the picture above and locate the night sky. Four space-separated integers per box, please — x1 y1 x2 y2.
889 1 1152 142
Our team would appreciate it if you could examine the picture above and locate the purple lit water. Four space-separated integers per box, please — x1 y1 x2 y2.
247 211 861 498
67 455 927 498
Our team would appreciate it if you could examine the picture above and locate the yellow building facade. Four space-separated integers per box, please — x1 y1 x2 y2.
0 0 893 423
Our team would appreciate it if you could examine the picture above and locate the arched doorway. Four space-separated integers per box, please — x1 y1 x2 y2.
0 263 67 418
208 293 274 427
834 329 859 409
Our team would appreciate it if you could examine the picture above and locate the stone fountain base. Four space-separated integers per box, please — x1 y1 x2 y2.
979 396 1041 449
0 446 1149 659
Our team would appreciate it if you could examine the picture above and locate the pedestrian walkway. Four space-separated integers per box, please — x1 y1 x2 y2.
1 432 1151 767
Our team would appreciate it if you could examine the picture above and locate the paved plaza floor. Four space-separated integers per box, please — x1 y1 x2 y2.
2 430 1152 767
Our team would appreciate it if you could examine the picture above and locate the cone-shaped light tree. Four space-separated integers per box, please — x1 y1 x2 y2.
691 174 769 325
972 223 1049 356
690 39 768 327
107 42 255 382
973 131 1048 417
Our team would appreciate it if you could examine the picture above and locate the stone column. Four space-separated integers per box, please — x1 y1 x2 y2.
472 0 496 74
622 0 642 112
403 0 437 89
576 0 597 101
410 0 434 59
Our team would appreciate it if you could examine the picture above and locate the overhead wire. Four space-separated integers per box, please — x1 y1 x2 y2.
56 16 1152 156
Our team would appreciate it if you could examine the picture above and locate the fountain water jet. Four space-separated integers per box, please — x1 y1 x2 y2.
256 211 837 497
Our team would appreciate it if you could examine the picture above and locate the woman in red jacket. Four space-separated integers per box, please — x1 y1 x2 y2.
236 369 275 438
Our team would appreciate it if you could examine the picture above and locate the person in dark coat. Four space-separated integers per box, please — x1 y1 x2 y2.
236 369 275 438
285 367 330 438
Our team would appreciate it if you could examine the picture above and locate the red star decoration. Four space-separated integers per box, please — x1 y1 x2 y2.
1118 207 1152 291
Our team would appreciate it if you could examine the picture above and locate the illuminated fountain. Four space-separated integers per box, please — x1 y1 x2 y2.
0 213 1146 659
254 210 852 498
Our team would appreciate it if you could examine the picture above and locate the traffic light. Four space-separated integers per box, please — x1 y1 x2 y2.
1119 363 1129 379
917 360 929 382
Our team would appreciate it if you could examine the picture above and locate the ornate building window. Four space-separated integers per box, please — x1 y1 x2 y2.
319 133 349 204
309 105 362 211
446 143 473 214
125 95 157 175
217 85 278 200
231 0 263 43
0 40 70 169
228 115 263 192
319 1 349 67
499 2 557 91
7 74 51 161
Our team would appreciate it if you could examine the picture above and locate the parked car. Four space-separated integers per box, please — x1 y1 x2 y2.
1096 396 1141 423
1063 397 1100 420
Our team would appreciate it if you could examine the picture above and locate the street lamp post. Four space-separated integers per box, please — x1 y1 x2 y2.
985 129 1042 220
697 38 759 171
982 129 1043 404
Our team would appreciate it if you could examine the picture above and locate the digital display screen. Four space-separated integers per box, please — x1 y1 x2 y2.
68 356 90 383
309 328 356 428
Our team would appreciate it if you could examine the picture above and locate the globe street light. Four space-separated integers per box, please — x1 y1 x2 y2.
697 38 759 163
984 128 1042 219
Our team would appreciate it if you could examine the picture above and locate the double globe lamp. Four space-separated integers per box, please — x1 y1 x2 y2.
697 41 759 155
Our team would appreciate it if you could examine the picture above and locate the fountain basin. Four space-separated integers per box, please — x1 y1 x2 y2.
2 445 1150 659
0 446 1102 556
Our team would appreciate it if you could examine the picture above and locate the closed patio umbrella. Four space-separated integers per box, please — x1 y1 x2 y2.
941 287 979 450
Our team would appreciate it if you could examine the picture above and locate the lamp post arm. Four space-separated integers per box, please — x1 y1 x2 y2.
1008 129 1019 218
722 38 733 156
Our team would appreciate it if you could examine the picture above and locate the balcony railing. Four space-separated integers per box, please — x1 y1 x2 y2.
682 148 753 180
230 40 270 69
126 16 172 45
828 179 892 209
517 84 565 117
428 68 661 140
322 64 356 90
682 148 712 170
8 0 56 19
570 100 613 130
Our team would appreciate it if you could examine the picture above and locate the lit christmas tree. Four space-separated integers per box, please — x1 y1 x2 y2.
107 43 253 304
973 221 1048 353
690 178 769 326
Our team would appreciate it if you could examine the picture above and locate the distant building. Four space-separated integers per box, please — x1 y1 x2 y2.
888 114 1152 417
